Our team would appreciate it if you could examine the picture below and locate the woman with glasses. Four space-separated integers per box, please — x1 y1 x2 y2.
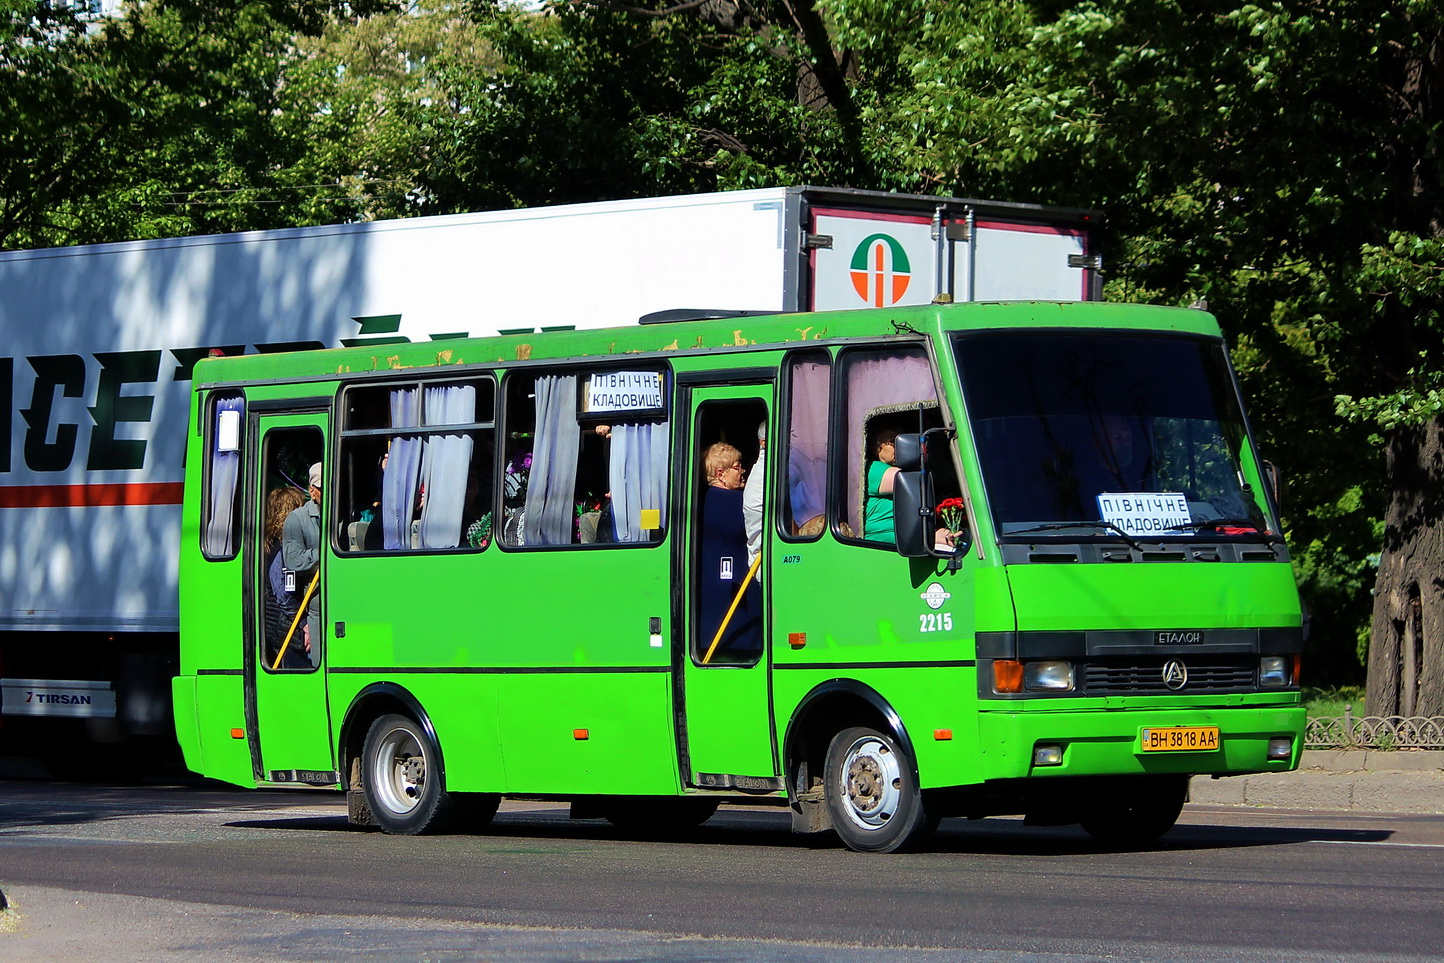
698 442 760 661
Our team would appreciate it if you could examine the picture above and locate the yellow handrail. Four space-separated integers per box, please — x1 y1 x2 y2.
270 571 320 671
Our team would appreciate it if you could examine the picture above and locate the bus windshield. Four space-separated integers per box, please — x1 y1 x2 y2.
953 331 1276 540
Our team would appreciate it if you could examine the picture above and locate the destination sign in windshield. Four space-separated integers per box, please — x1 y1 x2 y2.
1097 492 1190 537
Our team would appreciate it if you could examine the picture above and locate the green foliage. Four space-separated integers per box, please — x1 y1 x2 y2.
9 0 1442 689
1302 685 1366 720
397 0 861 211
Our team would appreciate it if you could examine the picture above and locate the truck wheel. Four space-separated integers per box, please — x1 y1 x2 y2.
1080 774 1188 847
361 713 458 835
823 726 936 853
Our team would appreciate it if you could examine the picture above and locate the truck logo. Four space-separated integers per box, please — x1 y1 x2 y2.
1162 660 1189 690
849 234 911 307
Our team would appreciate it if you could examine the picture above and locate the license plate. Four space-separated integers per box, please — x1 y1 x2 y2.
1139 725 1220 752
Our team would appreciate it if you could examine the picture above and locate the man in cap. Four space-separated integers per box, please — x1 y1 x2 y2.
281 462 324 667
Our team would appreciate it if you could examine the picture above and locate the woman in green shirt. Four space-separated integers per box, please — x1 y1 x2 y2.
864 427 900 542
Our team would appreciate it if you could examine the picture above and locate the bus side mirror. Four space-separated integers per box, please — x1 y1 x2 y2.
893 470 932 558
894 433 923 471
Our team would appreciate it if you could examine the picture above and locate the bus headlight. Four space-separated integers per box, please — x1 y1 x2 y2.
1259 656 1290 687
1024 660 1074 691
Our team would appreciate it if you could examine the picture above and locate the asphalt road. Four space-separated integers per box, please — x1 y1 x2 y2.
2 779 1443 962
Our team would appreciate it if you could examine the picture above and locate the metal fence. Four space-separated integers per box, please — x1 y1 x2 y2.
1305 707 1444 749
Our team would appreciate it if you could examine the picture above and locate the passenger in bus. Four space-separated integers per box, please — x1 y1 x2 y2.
502 447 531 545
863 427 900 542
360 450 387 551
699 442 761 659
281 462 324 667
263 486 308 669
1058 414 1157 518
743 422 765 576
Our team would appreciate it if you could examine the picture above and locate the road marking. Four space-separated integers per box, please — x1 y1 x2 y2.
1314 839 1444 850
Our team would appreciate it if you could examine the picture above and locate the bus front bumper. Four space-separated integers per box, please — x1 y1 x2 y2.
976 704 1306 781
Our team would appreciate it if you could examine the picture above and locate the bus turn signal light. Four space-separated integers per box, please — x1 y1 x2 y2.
993 660 1024 693
573 729 589 740
230 728 245 739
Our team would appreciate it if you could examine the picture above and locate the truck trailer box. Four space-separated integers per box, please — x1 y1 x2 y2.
0 186 1100 751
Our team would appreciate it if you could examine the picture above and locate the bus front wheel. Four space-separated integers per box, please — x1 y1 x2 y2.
361 713 456 835
1079 774 1188 847
823 726 936 853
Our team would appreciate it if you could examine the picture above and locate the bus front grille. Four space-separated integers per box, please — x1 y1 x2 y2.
1082 659 1257 694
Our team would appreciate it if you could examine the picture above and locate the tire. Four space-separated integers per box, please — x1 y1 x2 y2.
1079 774 1188 847
603 796 720 837
361 713 462 835
823 726 936 853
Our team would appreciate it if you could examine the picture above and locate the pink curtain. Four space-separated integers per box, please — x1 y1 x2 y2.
844 349 937 534
786 359 830 533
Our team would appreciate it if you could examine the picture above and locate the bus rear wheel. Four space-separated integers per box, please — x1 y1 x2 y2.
1079 774 1188 847
824 726 936 853
361 713 461 835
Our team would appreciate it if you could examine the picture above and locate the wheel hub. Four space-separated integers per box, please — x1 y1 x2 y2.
839 737 902 830
399 754 424 798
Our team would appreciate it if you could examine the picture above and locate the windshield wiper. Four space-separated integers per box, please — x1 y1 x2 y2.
1007 520 1145 552
1162 517 1282 553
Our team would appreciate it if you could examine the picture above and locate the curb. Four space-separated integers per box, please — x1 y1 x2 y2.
1299 748 1444 772
1190 749 1444 814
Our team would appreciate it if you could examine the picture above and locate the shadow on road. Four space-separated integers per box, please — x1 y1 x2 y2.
220 803 1397 855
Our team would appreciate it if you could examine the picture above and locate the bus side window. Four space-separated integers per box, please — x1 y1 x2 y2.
782 351 829 540
337 377 495 553
838 346 940 544
202 392 245 559
501 368 669 547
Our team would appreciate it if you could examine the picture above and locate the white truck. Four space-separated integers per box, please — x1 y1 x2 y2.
0 186 1101 768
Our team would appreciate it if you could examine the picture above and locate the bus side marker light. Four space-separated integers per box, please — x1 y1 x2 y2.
230 728 245 739
1267 737 1292 761
573 729 589 741
1033 744 1064 766
934 729 953 741
993 660 1024 693
789 633 806 649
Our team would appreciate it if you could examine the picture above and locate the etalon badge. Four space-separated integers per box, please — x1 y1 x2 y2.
1162 659 1189 690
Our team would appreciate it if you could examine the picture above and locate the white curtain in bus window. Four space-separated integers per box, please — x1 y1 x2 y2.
608 421 669 541
204 395 245 558
417 384 476 549
787 359 829 535
383 387 422 550
844 349 936 537
524 374 581 545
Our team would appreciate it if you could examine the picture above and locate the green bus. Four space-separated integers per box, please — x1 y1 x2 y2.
174 299 1304 852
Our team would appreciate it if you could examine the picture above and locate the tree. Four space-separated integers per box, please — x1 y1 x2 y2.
0 0 402 249
820 0 1442 702
387 0 878 213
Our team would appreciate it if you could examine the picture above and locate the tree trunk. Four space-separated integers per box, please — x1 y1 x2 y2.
1367 416 1444 717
